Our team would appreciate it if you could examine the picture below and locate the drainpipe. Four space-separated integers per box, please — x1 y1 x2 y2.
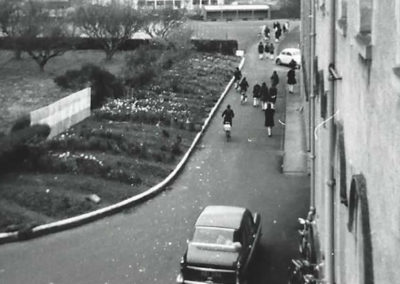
325 0 336 283
310 0 316 210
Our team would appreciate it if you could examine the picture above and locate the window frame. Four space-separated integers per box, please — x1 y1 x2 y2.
394 1 400 76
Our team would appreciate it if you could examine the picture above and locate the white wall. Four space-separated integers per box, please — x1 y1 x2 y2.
30 88 91 138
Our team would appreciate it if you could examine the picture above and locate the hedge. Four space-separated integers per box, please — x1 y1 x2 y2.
0 37 148 51
191 39 238 55
0 37 238 55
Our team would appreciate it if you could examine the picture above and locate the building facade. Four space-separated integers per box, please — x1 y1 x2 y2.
300 0 400 284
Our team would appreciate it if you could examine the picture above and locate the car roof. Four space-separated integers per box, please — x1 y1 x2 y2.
195 206 247 229
282 48 300 53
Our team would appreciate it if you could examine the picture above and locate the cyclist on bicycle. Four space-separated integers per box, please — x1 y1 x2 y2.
239 77 249 103
222 104 235 126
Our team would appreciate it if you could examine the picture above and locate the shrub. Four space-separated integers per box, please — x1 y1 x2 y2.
10 115 31 133
54 64 124 109
0 124 50 174
171 135 182 155
125 66 156 87
105 168 142 184
123 47 160 87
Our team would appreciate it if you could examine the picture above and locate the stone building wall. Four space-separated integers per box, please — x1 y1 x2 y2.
301 0 400 283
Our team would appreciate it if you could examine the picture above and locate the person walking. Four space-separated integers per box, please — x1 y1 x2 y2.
287 66 297 94
252 82 261 107
270 70 279 87
258 42 264 60
264 26 270 40
268 84 277 109
283 23 287 33
260 82 269 110
269 42 275 60
264 42 270 60
264 103 275 137
233 67 242 90
284 21 290 33
275 28 281 42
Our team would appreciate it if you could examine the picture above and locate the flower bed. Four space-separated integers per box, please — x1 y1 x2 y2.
0 52 239 233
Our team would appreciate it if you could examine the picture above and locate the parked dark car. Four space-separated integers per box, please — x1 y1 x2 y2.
177 205 262 284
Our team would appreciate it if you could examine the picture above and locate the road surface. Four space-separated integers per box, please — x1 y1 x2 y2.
0 24 309 284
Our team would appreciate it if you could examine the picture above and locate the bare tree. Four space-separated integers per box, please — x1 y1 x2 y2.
0 0 26 59
18 1 70 72
72 3 144 61
143 8 186 39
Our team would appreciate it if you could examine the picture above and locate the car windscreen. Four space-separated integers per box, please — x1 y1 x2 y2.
193 227 235 245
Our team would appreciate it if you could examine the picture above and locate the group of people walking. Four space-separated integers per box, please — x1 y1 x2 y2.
262 21 290 43
230 68 282 137
258 41 275 60
258 21 290 61
252 71 279 137
224 22 297 139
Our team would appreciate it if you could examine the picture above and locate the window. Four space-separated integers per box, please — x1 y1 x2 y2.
394 1 400 77
347 175 375 284
359 0 372 34
333 123 348 206
354 0 373 60
319 70 326 119
318 0 326 16
337 0 348 36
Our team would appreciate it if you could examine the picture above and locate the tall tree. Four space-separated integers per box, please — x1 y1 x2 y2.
0 0 26 59
19 1 70 72
72 3 144 61
143 8 186 39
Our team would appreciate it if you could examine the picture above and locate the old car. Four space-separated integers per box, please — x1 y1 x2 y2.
275 47 301 68
176 205 262 284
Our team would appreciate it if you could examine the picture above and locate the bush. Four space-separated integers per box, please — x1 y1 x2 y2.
0 124 51 174
123 47 161 87
10 115 31 133
54 64 124 109
125 66 156 87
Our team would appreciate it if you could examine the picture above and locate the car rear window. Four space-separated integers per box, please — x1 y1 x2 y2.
193 227 235 245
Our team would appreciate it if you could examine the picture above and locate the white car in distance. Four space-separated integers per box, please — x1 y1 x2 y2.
275 48 301 68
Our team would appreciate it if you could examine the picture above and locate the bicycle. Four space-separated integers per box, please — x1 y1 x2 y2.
223 122 232 141
298 208 316 263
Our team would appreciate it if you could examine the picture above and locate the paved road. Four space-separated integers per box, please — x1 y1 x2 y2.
0 26 309 284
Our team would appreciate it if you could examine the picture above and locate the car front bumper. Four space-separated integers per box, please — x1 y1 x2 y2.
177 273 226 284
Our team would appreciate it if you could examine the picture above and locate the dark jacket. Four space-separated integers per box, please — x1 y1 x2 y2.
239 79 249 92
287 69 297 85
268 86 277 103
222 108 234 124
234 68 242 81
270 72 279 86
258 42 264 54
264 107 275 127
253 84 261 98
264 44 270 53
269 43 274 54
260 83 269 102
264 27 270 37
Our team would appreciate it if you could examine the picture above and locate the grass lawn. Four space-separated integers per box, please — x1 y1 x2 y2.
0 45 239 233
0 20 298 233
0 50 127 134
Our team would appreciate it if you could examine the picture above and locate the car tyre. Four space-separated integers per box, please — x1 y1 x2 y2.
275 59 281 65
